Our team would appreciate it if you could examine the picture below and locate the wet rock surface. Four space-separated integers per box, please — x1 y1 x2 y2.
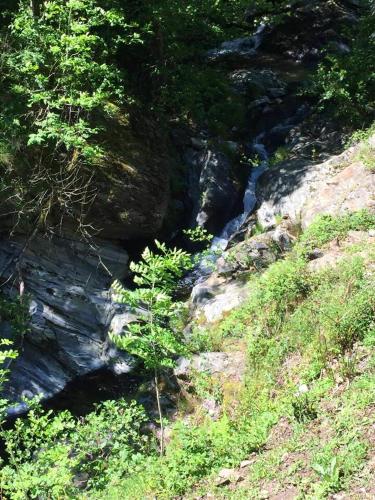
184 145 243 234
190 274 250 324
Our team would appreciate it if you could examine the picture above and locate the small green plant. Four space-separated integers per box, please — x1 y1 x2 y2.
252 220 266 236
347 122 375 147
358 142 375 171
0 293 29 418
191 370 223 404
312 456 341 492
183 226 213 244
269 146 290 167
292 393 318 423
110 240 193 455
338 353 358 382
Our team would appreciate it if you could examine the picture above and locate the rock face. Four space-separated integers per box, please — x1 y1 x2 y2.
257 135 375 229
191 274 250 324
184 144 243 234
0 234 134 413
302 159 375 228
257 0 360 64
206 25 265 63
87 114 172 240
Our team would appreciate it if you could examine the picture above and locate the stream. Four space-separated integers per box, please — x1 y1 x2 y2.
5 22 311 419
211 135 269 252
194 100 308 282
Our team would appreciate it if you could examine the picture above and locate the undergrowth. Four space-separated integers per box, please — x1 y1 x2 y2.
104 211 375 499
1 211 374 498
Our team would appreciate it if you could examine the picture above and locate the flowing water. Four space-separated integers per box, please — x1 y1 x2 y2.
211 136 269 252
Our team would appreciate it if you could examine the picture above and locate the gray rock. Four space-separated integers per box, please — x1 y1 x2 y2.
206 37 257 63
175 351 246 381
217 227 294 277
257 135 375 230
191 274 250 324
256 157 335 229
216 468 245 486
229 69 286 98
302 160 375 228
0 233 134 410
184 147 242 234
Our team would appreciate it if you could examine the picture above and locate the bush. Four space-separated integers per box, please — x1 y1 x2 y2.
0 400 152 498
308 9 375 126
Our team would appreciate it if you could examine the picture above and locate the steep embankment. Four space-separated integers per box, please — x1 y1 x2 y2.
0 111 176 410
0 0 370 417
170 137 374 500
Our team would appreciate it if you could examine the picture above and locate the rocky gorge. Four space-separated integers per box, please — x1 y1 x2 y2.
0 0 373 418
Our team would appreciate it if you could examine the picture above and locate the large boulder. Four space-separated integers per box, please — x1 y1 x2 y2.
190 273 250 324
259 0 359 64
218 225 295 276
184 144 243 234
257 136 375 229
0 233 135 413
302 158 375 228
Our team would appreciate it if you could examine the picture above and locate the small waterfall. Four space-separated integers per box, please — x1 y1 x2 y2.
211 135 269 252
206 23 266 62
253 23 267 50
186 135 270 282
186 103 309 285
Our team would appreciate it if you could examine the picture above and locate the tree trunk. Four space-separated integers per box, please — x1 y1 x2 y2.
154 369 164 456
30 0 41 18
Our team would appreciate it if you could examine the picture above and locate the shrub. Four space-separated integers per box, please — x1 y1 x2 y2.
0 400 152 498
308 9 375 126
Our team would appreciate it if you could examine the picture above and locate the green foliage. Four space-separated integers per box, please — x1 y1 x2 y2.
0 294 30 337
110 239 194 454
190 369 224 404
297 210 375 256
0 339 18 400
183 226 213 244
308 9 375 126
0 0 312 231
292 393 318 423
246 258 311 334
1 213 374 498
0 399 152 498
0 0 143 228
269 146 290 167
110 240 193 370
3 0 137 155
0 294 28 412
130 412 274 498
347 121 375 147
